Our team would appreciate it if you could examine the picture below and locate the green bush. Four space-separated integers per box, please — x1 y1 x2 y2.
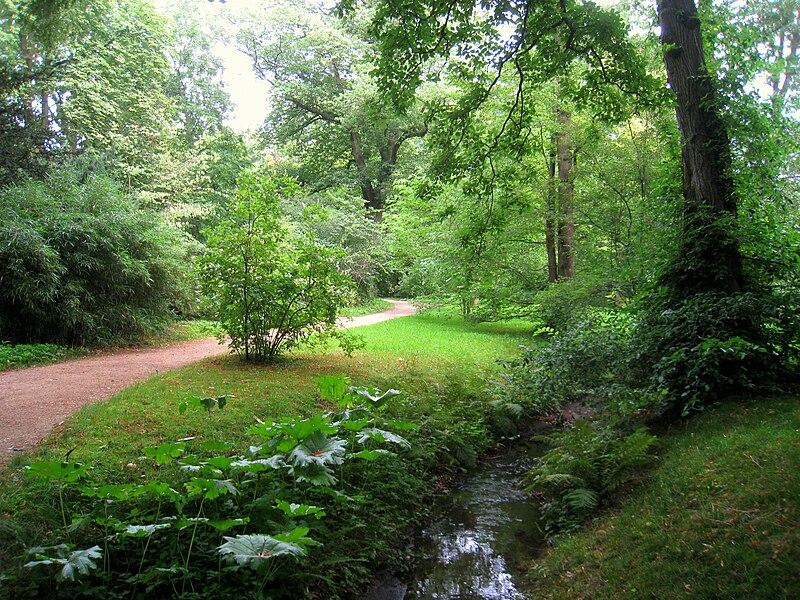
529 276 615 332
198 173 356 361
491 311 648 416
632 290 796 415
11 378 417 599
0 170 195 345
525 419 658 538
0 343 70 370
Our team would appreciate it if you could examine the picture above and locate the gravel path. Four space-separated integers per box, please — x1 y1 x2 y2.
0 300 417 460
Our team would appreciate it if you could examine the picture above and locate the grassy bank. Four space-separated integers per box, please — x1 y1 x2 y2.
0 308 535 599
524 395 800 599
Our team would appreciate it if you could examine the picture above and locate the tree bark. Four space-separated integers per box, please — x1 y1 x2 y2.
545 147 558 283
657 0 744 293
556 108 575 279
349 130 384 220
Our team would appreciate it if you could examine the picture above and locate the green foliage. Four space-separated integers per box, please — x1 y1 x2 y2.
10 378 417 598
198 172 356 361
0 170 194 345
525 420 657 537
528 277 618 333
0 343 73 370
524 396 800 599
491 311 648 416
632 289 798 415
0 310 532 598
24 545 102 582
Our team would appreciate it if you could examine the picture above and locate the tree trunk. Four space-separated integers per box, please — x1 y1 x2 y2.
349 130 384 221
657 0 744 293
556 108 575 279
545 147 558 283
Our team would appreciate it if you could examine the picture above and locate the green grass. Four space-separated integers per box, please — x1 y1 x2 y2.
338 297 394 317
3 310 533 471
0 300 394 372
0 309 536 598
0 321 218 372
523 395 800 599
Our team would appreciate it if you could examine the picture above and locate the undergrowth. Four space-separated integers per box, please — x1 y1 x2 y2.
523 395 800 599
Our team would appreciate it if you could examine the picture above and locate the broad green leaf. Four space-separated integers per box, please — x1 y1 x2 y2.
81 483 137 500
351 386 401 409
24 461 90 482
185 477 238 500
288 431 347 467
357 428 411 448
142 442 185 465
273 526 319 547
341 418 370 432
200 441 234 452
349 449 395 461
208 517 250 531
26 545 102 582
231 455 286 473
289 462 337 487
315 374 350 403
218 534 307 571
124 523 171 537
60 546 102 581
275 500 326 519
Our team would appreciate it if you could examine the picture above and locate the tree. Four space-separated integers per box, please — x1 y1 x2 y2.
198 172 355 361
164 3 233 146
656 0 743 294
235 3 426 219
0 169 194 345
0 0 178 187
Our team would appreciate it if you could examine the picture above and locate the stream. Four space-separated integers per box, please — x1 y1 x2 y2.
363 445 544 600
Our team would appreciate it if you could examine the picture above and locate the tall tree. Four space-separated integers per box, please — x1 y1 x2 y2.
656 0 743 294
235 3 426 219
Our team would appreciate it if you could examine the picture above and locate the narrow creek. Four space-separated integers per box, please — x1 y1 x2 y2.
363 445 544 600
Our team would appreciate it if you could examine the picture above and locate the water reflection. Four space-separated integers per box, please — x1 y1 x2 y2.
405 451 542 599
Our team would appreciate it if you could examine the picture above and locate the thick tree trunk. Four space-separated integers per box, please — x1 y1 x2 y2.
657 0 744 293
556 108 575 279
349 130 384 221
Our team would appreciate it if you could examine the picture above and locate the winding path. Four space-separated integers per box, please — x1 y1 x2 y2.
0 300 417 461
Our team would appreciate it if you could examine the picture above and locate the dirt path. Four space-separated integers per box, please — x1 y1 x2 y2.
0 300 417 460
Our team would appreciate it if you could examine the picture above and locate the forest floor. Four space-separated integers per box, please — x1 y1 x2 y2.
0 300 417 461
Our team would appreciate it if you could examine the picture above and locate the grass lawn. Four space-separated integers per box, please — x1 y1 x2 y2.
523 395 800 599
4 308 532 469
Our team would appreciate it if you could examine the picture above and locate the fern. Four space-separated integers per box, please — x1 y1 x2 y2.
527 419 658 536
563 487 599 512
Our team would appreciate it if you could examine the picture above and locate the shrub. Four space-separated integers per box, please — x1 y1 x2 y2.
631 289 796 415
490 311 648 416
525 419 658 537
529 276 615 332
197 173 356 361
0 170 194 345
0 343 70 370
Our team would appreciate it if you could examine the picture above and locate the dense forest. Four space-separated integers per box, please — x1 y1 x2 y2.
0 0 798 597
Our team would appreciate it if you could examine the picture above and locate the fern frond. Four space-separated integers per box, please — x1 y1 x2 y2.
563 487 599 511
